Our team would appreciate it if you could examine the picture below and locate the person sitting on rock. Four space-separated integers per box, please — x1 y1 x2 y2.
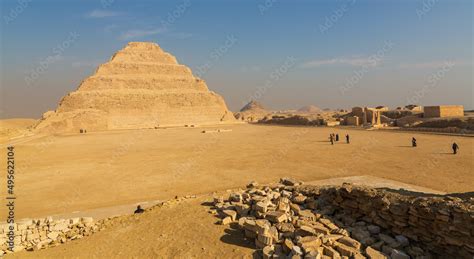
134 205 144 214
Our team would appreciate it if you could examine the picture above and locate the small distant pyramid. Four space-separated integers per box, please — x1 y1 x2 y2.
35 42 235 132
235 100 269 122
240 100 266 112
298 105 322 113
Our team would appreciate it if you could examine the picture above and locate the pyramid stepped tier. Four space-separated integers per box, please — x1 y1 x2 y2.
95 63 193 76
111 49 178 64
77 76 209 91
35 42 236 133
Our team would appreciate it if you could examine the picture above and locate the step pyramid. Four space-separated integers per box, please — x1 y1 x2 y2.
35 42 236 132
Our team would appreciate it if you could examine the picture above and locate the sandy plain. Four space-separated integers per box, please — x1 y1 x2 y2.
0 123 472 221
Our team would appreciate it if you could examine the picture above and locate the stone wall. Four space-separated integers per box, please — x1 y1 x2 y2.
345 116 360 126
296 184 474 258
424 105 464 118
0 217 101 256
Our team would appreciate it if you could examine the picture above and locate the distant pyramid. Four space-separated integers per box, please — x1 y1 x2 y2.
235 100 270 122
240 100 266 112
35 42 235 132
297 105 322 113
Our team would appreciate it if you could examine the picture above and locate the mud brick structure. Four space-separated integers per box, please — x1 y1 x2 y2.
423 105 464 118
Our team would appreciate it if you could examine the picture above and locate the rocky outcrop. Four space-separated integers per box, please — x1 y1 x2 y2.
35 42 235 133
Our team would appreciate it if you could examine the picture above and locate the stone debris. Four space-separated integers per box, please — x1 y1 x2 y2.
0 194 198 255
210 179 474 258
202 129 233 134
0 217 103 254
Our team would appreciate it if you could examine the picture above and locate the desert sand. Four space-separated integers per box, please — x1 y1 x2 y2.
0 40 472 258
0 119 36 142
1 124 471 221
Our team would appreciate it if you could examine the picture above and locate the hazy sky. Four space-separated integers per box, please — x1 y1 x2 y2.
1 0 472 119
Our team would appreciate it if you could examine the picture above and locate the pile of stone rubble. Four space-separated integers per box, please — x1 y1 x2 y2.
211 178 472 258
0 217 102 255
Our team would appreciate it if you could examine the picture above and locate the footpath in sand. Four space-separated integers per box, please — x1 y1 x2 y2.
0 124 472 220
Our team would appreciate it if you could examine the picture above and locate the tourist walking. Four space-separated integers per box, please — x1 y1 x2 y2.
329 134 334 145
452 142 459 154
346 134 350 144
412 137 417 147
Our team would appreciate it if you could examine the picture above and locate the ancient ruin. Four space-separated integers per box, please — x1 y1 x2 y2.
345 107 385 127
424 105 464 118
211 179 474 258
34 42 235 133
0 217 100 254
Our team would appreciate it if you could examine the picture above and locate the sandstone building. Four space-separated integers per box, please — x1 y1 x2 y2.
35 42 235 132
423 105 464 118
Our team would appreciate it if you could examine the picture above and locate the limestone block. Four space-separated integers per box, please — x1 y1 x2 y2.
255 201 270 213
220 217 232 225
338 236 361 249
390 249 410 259
47 232 59 240
298 210 316 221
304 250 322 259
395 235 409 247
222 210 237 221
297 236 322 253
262 245 274 259
323 245 341 259
365 246 388 259
292 245 303 256
51 223 69 232
70 218 81 225
367 225 380 235
334 241 358 257
81 217 93 224
255 220 271 235
292 195 307 205
257 233 273 246
266 211 288 223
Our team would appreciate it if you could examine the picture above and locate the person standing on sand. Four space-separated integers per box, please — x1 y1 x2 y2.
329 134 334 145
346 134 350 144
452 142 459 154
335 134 339 142
412 137 417 147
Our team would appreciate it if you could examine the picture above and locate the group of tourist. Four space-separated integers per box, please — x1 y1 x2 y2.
328 133 460 155
329 133 349 145
412 137 460 155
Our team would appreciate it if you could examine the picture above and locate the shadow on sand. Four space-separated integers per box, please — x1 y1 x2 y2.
201 201 260 257
219 224 255 249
